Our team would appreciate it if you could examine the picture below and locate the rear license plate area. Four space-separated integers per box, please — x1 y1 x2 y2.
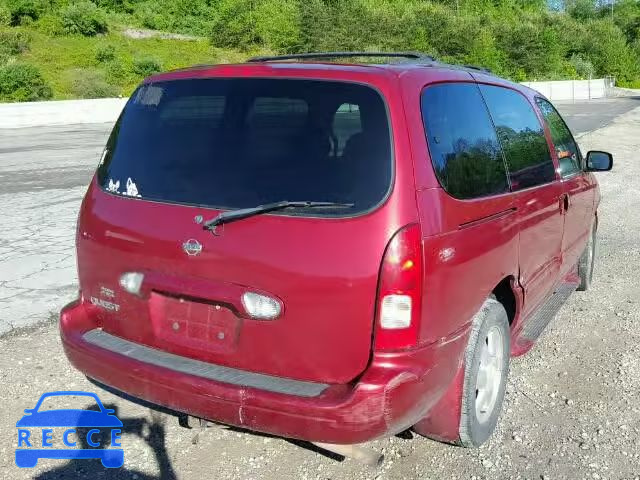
148 292 240 353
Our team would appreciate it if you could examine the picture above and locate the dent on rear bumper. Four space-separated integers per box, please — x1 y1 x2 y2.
60 300 465 444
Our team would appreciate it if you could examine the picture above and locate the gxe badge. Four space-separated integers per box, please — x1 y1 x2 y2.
182 239 203 256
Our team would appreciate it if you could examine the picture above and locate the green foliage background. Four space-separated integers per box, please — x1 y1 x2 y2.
0 0 640 101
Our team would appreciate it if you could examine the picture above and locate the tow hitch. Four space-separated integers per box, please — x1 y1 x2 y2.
178 414 215 445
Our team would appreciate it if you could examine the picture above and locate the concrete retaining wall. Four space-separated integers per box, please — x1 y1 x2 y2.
0 79 612 128
521 78 608 101
0 98 128 129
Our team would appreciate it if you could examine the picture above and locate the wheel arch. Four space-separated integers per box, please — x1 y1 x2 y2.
491 275 521 329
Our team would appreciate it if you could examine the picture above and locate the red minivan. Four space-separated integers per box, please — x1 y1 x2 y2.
60 53 613 453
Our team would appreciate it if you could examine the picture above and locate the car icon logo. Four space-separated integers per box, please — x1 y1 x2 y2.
182 239 203 256
15 391 124 468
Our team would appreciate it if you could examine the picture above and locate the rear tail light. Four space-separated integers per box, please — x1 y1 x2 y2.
374 224 423 351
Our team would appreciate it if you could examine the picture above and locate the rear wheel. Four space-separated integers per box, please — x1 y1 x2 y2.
577 225 596 291
459 298 510 448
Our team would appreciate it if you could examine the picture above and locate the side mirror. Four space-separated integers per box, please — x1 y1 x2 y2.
585 151 613 172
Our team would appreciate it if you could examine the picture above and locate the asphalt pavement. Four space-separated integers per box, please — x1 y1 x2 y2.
554 96 640 134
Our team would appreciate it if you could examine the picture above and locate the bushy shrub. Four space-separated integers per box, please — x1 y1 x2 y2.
3 0 46 25
0 29 30 55
104 57 126 82
36 13 65 36
60 1 108 36
95 43 116 63
0 29 29 65
0 62 52 101
134 0 214 36
0 5 11 27
296 0 375 52
93 0 133 13
132 56 161 77
69 68 119 98
164 0 215 36
135 2 162 30
360 1 441 53
569 53 595 79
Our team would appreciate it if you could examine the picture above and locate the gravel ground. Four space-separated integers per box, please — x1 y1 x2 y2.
1 105 639 479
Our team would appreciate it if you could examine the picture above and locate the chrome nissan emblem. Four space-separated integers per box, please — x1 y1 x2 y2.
182 239 203 256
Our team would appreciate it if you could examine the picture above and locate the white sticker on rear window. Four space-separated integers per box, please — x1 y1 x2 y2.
124 177 141 198
107 178 120 193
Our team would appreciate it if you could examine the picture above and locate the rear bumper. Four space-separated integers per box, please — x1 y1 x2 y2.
60 299 466 444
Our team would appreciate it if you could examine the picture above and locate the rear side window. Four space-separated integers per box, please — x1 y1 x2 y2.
479 85 555 190
421 83 509 199
535 97 582 177
97 79 392 216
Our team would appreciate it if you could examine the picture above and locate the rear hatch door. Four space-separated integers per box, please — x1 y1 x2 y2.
78 76 396 384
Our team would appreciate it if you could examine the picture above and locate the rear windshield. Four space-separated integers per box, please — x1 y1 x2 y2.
97 78 392 216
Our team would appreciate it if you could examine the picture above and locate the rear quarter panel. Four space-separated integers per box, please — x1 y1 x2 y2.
400 69 520 345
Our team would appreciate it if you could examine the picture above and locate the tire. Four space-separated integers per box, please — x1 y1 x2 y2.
577 225 596 292
459 298 510 448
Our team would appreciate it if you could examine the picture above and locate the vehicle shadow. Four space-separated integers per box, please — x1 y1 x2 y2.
83 379 411 466
87 379 348 463
34 404 177 480
220 423 413 462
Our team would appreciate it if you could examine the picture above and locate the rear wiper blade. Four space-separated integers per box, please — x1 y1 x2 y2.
203 201 354 230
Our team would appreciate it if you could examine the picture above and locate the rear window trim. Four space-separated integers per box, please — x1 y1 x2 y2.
97 76 396 221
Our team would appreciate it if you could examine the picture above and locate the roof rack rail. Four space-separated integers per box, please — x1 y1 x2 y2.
463 64 493 74
247 52 436 63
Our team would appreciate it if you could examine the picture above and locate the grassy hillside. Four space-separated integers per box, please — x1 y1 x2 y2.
1 0 640 102
22 29 251 99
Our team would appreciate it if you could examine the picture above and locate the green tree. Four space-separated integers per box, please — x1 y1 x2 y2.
582 18 639 83
254 0 300 52
611 0 640 43
567 0 598 19
210 0 260 50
